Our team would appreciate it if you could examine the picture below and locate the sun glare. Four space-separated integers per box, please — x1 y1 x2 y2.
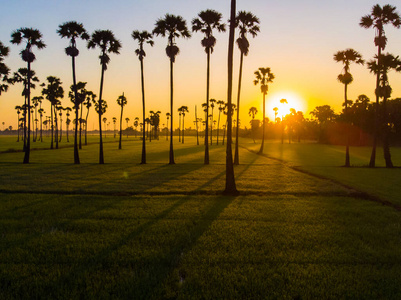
266 91 305 121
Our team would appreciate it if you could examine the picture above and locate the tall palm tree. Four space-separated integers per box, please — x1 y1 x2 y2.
254 67 274 154
11 28 45 163
0 41 11 95
69 81 87 151
42 76 64 150
234 11 260 165
360 4 401 167
333 48 364 167
132 30 154 164
153 14 191 164
224 0 238 195
192 9 225 164
117 93 127 149
88 30 121 164
58 21 89 163
367 53 401 168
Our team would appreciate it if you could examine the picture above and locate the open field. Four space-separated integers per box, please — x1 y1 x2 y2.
1 136 401 299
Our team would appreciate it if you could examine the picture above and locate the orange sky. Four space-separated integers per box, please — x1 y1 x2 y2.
1 0 401 131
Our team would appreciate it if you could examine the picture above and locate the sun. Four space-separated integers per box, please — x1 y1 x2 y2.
266 91 305 121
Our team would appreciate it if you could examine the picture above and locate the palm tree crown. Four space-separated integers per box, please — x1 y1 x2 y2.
333 49 364 85
0 41 11 95
254 67 275 93
192 9 226 54
58 21 89 57
87 30 122 69
132 30 154 61
153 14 191 62
360 4 400 50
11 28 46 63
235 11 260 56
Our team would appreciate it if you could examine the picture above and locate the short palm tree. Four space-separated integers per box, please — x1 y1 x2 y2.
192 9 225 164
280 98 288 144
42 76 64 150
88 30 121 164
84 91 96 145
11 28 46 163
58 21 89 164
132 30 154 164
68 81 88 151
153 14 191 164
179 106 189 143
254 67 274 154
216 100 225 145
112 117 117 138
224 0 238 195
249 106 258 143
125 117 130 138
333 48 364 167
117 93 127 149
165 112 170 141
367 53 401 168
0 41 11 95
234 11 260 165
360 4 401 167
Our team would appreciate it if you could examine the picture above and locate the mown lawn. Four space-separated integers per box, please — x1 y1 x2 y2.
0 136 400 299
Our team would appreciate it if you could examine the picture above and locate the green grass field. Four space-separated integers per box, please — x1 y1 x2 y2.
1 135 401 299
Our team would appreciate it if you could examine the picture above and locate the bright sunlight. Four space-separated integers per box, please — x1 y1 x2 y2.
266 91 305 120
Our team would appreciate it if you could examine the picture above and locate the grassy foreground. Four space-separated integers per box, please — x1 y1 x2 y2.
1 136 401 299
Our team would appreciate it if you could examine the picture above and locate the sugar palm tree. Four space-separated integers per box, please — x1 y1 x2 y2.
84 91 96 145
102 117 107 137
224 0 238 195
209 98 217 145
58 21 89 163
112 117 117 138
254 67 274 154
179 106 189 143
192 9 225 164
333 48 364 167
166 112 170 141
153 14 191 164
0 41 11 95
132 30 154 164
69 81 88 151
273 107 278 123
42 76 64 150
367 53 401 168
280 98 287 144
360 4 401 167
88 30 121 164
11 28 45 163
249 106 258 143
65 107 72 142
117 93 127 149
234 11 260 165
15 105 22 141
125 117 130 138
32 96 43 141
216 100 225 145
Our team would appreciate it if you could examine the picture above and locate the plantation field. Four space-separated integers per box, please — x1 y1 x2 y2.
1 136 401 299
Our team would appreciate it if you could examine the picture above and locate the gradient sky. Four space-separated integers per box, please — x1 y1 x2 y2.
1 0 401 130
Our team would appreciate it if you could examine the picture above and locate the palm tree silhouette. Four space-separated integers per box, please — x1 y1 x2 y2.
42 76 64 150
102 117 107 137
360 4 401 167
234 11 260 165
58 21 89 163
132 30 154 164
249 106 258 143
224 0 238 195
88 30 121 164
179 106 189 143
280 98 288 144
11 28 45 163
125 117 130 138
273 107 278 123
32 96 42 141
209 98 217 145
192 9 225 164
117 93 127 149
65 107 72 142
112 117 117 138
15 105 22 141
216 100 225 145
254 67 274 154
68 81 88 150
367 53 401 168
178 107 182 142
153 14 190 164
165 112 170 141
0 41 11 95
333 48 364 167
84 91 96 145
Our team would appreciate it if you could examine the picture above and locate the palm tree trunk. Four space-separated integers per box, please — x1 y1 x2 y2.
259 93 266 154
169 58 175 164
178 114 181 142
72 55 80 164
54 106 59 149
40 114 42 142
369 33 382 168
23 95 27 151
382 96 393 168
98 64 105 164
79 103 83 149
234 52 244 165
182 115 185 144
23 62 31 164
50 104 54 150
195 105 199 145
204 49 210 164
217 110 221 145
224 0 238 195
119 105 123 150
344 83 350 167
